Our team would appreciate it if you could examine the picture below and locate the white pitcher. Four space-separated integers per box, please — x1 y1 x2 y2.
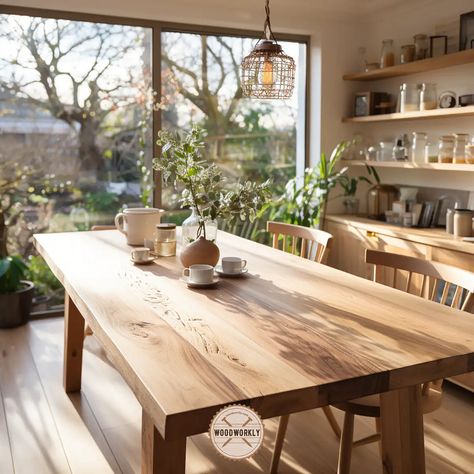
115 208 165 245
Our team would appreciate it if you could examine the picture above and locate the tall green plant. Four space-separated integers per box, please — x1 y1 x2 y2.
265 142 348 228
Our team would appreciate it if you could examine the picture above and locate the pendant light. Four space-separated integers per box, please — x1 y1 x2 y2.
241 0 296 99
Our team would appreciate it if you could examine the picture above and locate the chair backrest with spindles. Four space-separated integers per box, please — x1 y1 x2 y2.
267 221 332 264
365 249 474 312
365 249 474 396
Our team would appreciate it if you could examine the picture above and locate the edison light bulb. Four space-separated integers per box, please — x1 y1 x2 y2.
261 59 274 86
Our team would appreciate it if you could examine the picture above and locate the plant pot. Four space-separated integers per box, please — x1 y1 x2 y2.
0 280 34 329
180 237 220 268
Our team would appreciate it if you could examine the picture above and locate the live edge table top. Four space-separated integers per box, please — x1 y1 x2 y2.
34 230 474 441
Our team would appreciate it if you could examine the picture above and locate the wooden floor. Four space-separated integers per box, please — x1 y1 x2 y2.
0 318 472 474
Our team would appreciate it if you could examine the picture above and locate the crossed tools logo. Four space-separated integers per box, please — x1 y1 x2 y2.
209 405 264 460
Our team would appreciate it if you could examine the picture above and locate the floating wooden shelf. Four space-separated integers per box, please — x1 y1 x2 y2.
340 160 474 171
342 105 474 123
343 49 474 81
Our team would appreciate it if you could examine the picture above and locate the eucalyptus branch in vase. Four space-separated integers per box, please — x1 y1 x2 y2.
153 126 272 244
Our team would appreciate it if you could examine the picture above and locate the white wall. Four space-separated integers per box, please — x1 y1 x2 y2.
352 0 474 195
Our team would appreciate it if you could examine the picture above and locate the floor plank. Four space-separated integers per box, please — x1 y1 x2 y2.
0 328 71 474
26 320 120 473
1 317 473 474
0 378 14 474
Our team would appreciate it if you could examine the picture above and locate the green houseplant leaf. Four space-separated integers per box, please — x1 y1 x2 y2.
0 255 28 294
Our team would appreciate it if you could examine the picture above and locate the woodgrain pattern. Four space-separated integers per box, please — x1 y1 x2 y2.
380 386 425 474
1 317 473 474
325 215 474 257
343 48 474 81
64 293 85 392
34 230 474 442
142 409 186 474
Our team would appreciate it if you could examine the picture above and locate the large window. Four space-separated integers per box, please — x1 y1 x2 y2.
0 13 153 306
161 30 307 211
0 8 308 309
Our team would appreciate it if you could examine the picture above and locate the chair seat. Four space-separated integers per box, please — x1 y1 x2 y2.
333 387 443 418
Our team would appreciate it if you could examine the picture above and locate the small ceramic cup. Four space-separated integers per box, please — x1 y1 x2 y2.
182 264 214 284
131 247 150 263
221 257 247 274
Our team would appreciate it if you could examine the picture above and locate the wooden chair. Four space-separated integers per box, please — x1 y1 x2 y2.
267 221 332 264
267 221 339 472
270 249 474 474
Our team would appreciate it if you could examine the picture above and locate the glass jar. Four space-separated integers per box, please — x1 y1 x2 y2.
400 44 415 64
453 133 470 164
419 83 437 111
400 83 419 113
181 207 218 245
154 223 176 256
411 132 427 163
466 143 474 164
453 209 473 237
413 34 429 60
424 142 438 163
378 141 394 161
438 136 455 163
380 39 395 68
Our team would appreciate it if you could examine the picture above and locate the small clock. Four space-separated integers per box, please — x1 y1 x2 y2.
439 91 456 108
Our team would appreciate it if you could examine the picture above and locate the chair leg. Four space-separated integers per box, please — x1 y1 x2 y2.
375 417 382 457
337 412 355 474
322 406 341 438
270 415 290 474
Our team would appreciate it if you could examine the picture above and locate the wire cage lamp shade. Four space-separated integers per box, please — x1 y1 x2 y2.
241 0 296 99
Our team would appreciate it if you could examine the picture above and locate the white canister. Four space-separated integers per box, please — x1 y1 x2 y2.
115 208 165 245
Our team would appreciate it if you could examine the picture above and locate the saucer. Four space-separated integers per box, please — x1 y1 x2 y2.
215 265 248 278
130 256 156 265
181 276 219 288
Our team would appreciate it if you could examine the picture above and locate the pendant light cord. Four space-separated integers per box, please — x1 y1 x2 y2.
263 0 277 42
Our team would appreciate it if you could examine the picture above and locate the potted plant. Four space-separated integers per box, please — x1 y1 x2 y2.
0 162 36 327
153 126 271 266
339 166 379 215
0 255 34 328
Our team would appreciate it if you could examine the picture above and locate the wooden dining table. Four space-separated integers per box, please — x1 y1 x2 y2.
34 229 473 474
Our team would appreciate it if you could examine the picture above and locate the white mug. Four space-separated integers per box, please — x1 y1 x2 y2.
131 247 150 262
182 264 214 284
222 257 247 274
115 208 165 245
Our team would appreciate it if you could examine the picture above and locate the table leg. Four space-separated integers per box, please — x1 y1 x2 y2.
63 293 85 393
380 385 425 474
142 409 186 474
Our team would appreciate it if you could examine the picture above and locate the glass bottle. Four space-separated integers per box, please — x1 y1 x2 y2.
357 47 367 72
453 133 470 164
393 138 408 161
181 207 218 245
419 83 437 111
400 83 419 113
413 34 429 60
411 132 427 163
379 39 395 68
438 136 455 163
